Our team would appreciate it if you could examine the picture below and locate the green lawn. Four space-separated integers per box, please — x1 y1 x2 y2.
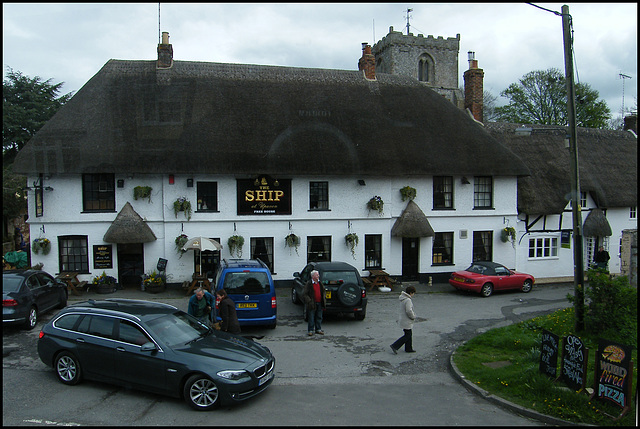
452 306 637 426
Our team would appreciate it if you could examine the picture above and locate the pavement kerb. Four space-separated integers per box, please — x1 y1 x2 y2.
448 347 591 427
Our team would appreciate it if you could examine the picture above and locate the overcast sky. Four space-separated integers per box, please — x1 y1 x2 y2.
3 3 637 119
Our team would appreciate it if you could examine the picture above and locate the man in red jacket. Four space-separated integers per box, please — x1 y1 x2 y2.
302 270 326 336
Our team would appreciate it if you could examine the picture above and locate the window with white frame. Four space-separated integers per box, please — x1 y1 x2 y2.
528 236 559 259
473 177 493 209
630 207 637 219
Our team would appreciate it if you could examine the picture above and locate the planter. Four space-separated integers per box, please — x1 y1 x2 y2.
145 283 166 294
95 283 116 294
133 186 152 202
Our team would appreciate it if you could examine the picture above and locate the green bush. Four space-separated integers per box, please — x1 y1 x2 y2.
571 269 638 345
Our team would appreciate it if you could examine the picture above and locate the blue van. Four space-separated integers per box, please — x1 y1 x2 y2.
214 259 277 329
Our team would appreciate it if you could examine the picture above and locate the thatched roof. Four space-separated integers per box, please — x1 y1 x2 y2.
391 200 434 237
583 208 613 237
13 60 529 178
486 123 637 214
103 202 157 243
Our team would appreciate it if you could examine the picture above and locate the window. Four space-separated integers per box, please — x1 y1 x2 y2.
196 182 218 212
35 173 44 217
118 320 151 346
472 231 493 261
58 235 89 273
529 236 559 259
307 236 331 263
631 207 637 219
251 237 274 273
53 314 82 331
433 176 453 209
310 181 329 210
365 235 382 269
418 54 433 82
77 315 115 339
432 232 453 265
473 177 493 209
83 174 115 212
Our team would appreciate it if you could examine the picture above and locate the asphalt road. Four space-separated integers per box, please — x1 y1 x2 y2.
3 280 574 426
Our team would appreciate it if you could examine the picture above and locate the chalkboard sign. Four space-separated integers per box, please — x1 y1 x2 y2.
93 245 113 269
560 334 589 391
539 329 559 378
591 339 633 416
157 258 168 272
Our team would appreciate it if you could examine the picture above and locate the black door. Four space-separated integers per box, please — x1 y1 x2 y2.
117 243 144 288
402 237 419 281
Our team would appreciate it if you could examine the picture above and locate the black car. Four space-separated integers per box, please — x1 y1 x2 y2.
291 261 367 320
3 269 68 330
37 299 275 411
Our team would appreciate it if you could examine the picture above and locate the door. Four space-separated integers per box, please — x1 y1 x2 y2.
117 243 144 288
402 238 419 281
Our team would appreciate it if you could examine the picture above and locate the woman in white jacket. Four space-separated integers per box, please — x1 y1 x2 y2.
390 285 417 353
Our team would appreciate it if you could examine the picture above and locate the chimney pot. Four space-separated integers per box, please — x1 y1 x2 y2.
162 31 170 44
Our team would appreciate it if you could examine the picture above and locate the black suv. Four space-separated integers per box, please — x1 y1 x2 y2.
291 261 367 320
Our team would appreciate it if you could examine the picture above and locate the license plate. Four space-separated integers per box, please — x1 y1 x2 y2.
259 370 274 386
454 276 464 282
237 303 257 309
325 291 331 299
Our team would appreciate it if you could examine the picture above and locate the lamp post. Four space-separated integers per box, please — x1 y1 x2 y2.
562 5 585 331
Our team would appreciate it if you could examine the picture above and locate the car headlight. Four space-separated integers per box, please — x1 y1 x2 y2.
217 370 250 381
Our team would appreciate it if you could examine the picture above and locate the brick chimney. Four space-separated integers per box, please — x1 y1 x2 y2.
464 51 484 122
157 31 173 69
358 43 376 80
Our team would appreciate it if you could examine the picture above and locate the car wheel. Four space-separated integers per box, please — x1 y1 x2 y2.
55 352 82 385
183 374 220 411
354 310 366 321
480 283 493 297
24 306 37 330
58 290 68 309
291 287 300 305
522 279 533 293
337 283 360 307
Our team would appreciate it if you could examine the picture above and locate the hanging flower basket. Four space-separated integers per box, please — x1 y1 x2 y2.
228 235 245 258
175 233 189 257
133 186 153 202
91 271 117 294
285 233 300 255
31 238 51 255
501 226 517 248
173 196 192 221
345 233 359 259
142 270 166 293
400 186 417 201
367 196 384 215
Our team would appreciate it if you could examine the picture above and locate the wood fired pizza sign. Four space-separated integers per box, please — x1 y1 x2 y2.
237 175 291 215
591 339 633 411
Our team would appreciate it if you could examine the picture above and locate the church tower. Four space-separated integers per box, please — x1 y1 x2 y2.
372 26 463 107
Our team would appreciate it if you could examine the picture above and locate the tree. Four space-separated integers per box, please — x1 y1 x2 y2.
494 68 611 128
3 67 73 164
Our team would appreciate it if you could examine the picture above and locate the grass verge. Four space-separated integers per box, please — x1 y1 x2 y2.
452 307 637 426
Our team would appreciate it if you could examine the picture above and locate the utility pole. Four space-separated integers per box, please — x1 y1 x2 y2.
562 5 585 332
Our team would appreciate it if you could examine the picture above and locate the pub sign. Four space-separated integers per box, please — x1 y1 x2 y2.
237 175 291 215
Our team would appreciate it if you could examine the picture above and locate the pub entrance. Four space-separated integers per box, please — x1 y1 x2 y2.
402 237 419 281
117 243 144 288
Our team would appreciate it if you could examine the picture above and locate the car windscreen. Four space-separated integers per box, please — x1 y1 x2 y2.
145 311 209 347
322 271 359 285
3 277 23 293
222 272 270 294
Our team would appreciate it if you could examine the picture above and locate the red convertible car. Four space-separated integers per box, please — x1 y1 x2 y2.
448 261 535 297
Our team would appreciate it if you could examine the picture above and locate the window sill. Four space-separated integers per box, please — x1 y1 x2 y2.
195 210 220 213
81 210 116 214
308 208 331 212
472 207 495 210
432 207 455 211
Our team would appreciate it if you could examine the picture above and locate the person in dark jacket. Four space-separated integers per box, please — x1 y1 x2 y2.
215 289 241 334
302 269 326 336
188 287 215 327
594 246 610 271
